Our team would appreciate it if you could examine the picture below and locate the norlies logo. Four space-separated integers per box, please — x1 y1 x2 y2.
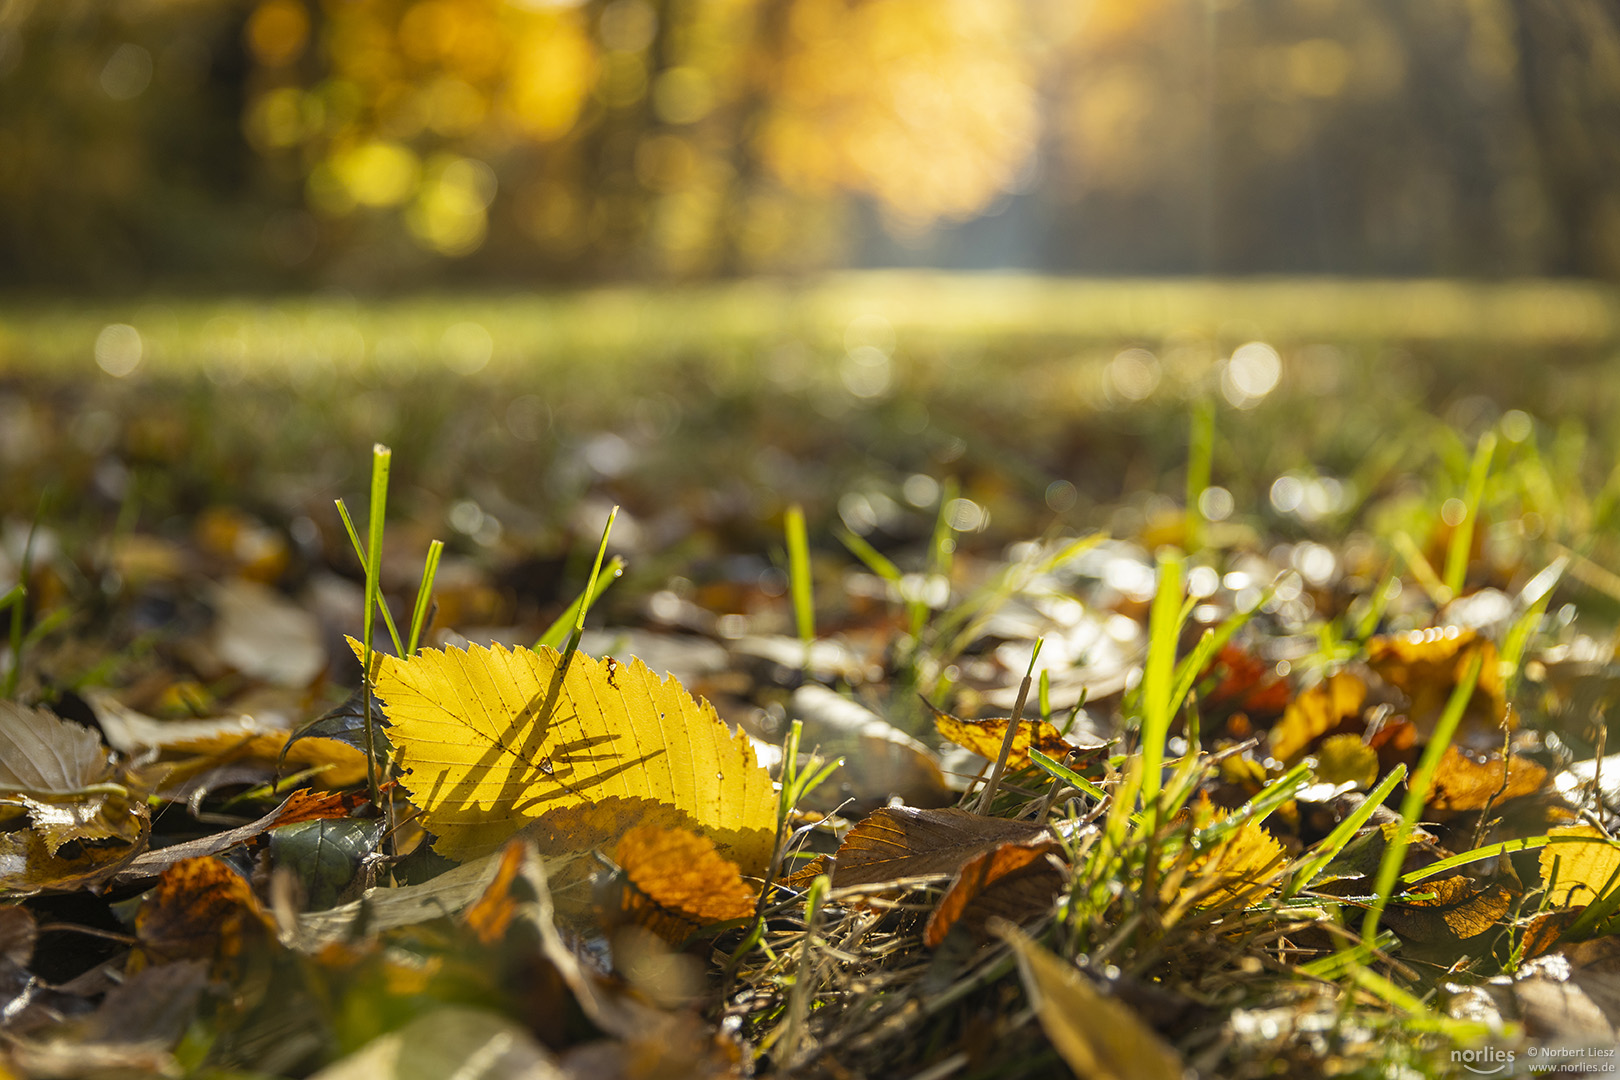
1452 1047 1515 1075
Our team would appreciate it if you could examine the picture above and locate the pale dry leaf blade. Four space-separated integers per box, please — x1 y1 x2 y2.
0 701 110 793
999 923 1184 1080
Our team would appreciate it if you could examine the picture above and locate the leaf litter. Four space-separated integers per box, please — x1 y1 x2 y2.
5 425 1620 1079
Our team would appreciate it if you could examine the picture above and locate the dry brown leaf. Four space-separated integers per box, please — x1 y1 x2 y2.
463 840 528 946
928 701 1106 770
1426 745 1547 815
133 856 276 976
800 806 1055 891
999 923 1184 1080
923 840 1064 947
1382 874 1515 943
1268 671 1366 764
0 701 110 794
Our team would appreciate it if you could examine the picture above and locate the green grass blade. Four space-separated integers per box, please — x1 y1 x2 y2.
534 555 625 651
1442 431 1496 597
365 444 401 658
335 496 404 657
1360 652 1483 944
1138 550 1185 809
1029 746 1109 803
1287 763 1407 897
406 539 444 657
1195 760 1313 847
838 527 902 584
785 503 815 658
561 506 618 662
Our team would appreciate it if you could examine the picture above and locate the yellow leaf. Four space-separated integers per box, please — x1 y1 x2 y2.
1187 817 1286 910
1315 734 1378 790
999 923 1184 1080
1268 671 1366 763
362 641 776 872
1542 826 1620 907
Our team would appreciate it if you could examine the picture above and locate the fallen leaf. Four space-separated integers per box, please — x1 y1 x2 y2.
924 840 1064 947
1382 874 1515 942
1314 734 1379 790
927 701 1106 771
1269 672 1366 764
1204 643 1291 717
133 856 276 975
1187 818 1286 910
298 851 513 950
6 961 210 1078
606 824 756 941
1541 826 1620 907
306 1005 567 1080
463 840 529 945
208 578 326 688
0 701 110 795
1426 745 1547 815
270 818 385 910
114 787 360 885
1367 627 1507 738
363 641 776 872
160 730 369 793
795 806 1054 891
999 922 1184 1080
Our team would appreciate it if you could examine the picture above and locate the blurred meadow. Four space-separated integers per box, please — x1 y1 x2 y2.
9 5 1620 1076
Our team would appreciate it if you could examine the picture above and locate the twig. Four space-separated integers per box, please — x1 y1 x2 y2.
976 639 1042 814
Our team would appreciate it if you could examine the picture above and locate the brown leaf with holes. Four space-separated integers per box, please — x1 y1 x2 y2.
604 824 756 942
1367 628 1507 737
1425 745 1547 815
927 702 1106 769
1268 671 1366 764
133 856 276 976
924 840 1064 947
794 806 1055 892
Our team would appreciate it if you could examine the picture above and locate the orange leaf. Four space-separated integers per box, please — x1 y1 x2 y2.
923 840 1064 947
928 703 1105 770
1425 746 1547 815
133 856 275 976
1367 628 1507 736
1381 874 1515 943
1268 671 1366 763
613 825 756 931
463 839 528 945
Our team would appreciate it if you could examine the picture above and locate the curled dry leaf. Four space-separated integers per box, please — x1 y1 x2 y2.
790 805 1054 891
927 700 1106 771
999 922 1185 1080
1382 874 1515 943
923 840 1064 947
362 640 776 873
1269 671 1366 764
610 824 756 935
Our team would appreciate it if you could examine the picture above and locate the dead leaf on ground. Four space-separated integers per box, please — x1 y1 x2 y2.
115 787 361 885
306 1005 567 1080
1269 672 1366 764
1541 825 1620 907
927 700 1106 771
999 922 1185 1080
1186 817 1286 910
133 856 276 975
923 840 1064 947
1315 734 1379 790
364 641 777 873
206 577 326 688
1367 627 1507 740
606 824 756 941
792 806 1054 891
1382 874 1515 943
1426 745 1547 815
298 851 516 950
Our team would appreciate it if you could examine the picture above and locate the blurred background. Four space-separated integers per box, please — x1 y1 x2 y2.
6 0 1620 291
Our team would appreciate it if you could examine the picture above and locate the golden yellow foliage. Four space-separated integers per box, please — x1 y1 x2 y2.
1268 671 1366 763
362 641 776 872
1542 826 1620 907
1187 818 1286 910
